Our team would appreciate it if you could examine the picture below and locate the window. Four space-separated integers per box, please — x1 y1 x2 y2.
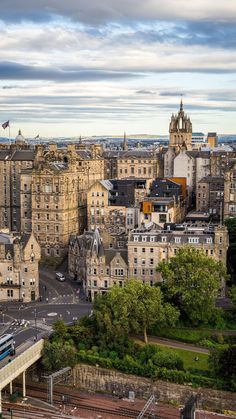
206 237 212 244
115 268 124 276
93 280 97 287
141 259 145 265
142 268 145 275
175 237 181 244
150 236 155 242
142 236 147 242
104 280 108 288
93 268 97 275
134 247 137 253
134 258 137 264
150 269 154 276
134 268 137 275
161 236 167 243
188 237 199 244
134 236 139 242
142 248 146 253
159 214 167 223
219 250 222 256
7 290 13 297
106 268 109 275
219 236 222 244
46 214 50 220
150 248 154 253
150 258 154 265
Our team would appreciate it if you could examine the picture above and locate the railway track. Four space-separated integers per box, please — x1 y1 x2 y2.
14 382 181 418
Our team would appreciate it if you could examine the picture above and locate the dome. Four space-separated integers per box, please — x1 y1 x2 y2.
15 129 26 144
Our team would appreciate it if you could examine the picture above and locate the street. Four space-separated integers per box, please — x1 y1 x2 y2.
0 266 92 350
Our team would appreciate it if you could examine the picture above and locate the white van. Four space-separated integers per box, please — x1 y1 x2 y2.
55 272 66 282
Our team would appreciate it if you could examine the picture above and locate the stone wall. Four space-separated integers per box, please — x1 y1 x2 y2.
68 363 236 411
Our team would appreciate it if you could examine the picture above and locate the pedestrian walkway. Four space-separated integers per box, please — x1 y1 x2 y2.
136 335 210 354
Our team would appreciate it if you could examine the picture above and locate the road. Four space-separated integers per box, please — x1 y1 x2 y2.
0 266 92 350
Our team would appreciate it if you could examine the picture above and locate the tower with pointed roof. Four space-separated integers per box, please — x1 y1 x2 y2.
122 132 128 151
169 99 192 151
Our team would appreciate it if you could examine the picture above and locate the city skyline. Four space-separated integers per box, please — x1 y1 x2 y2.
0 1 236 137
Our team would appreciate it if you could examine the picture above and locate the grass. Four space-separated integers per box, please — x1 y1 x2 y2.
160 345 209 372
134 338 209 373
153 327 236 344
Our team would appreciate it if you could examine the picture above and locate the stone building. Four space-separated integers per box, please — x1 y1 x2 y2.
207 132 218 148
20 142 105 257
140 197 183 227
68 229 128 300
196 176 224 220
128 222 228 286
87 179 150 233
169 99 192 151
224 161 236 219
103 149 163 180
0 131 35 232
21 161 79 258
0 230 40 302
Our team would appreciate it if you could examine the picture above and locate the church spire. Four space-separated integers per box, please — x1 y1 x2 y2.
123 131 128 151
180 96 183 112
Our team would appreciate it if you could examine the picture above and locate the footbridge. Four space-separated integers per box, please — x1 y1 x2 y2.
0 339 44 415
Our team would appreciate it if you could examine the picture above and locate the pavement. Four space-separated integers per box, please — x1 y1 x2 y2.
143 335 210 354
0 266 92 356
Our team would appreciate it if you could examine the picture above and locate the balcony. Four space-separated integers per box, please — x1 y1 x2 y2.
0 282 20 288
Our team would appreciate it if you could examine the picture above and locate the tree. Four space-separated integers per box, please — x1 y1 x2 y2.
224 217 236 281
52 319 68 342
229 285 236 313
92 280 179 345
157 246 228 326
209 345 236 387
42 340 77 371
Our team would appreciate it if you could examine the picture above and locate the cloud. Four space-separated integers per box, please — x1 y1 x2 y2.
1 0 236 23
0 61 138 82
136 90 156 95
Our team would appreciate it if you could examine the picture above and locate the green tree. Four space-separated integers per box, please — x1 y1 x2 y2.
92 280 179 345
52 319 68 342
124 280 179 343
224 217 236 281
209 345 236 388
42 340 77 371
229 285 236 313
157 246 228 326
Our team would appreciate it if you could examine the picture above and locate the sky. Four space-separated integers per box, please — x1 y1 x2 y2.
0 1 236 137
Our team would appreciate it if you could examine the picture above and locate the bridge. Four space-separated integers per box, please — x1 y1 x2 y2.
0 339 44 415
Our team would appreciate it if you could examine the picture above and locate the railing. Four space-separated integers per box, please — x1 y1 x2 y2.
0 283 20 288
0 339 44 390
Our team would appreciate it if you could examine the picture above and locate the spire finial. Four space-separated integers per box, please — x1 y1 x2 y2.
123 131 127 150
180 95 183 111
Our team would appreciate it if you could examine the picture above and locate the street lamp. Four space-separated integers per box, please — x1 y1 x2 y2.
34 308 37 341
7 408 13 419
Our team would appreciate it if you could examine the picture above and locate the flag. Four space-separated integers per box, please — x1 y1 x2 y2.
1 120 9 130
34 134 39 139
